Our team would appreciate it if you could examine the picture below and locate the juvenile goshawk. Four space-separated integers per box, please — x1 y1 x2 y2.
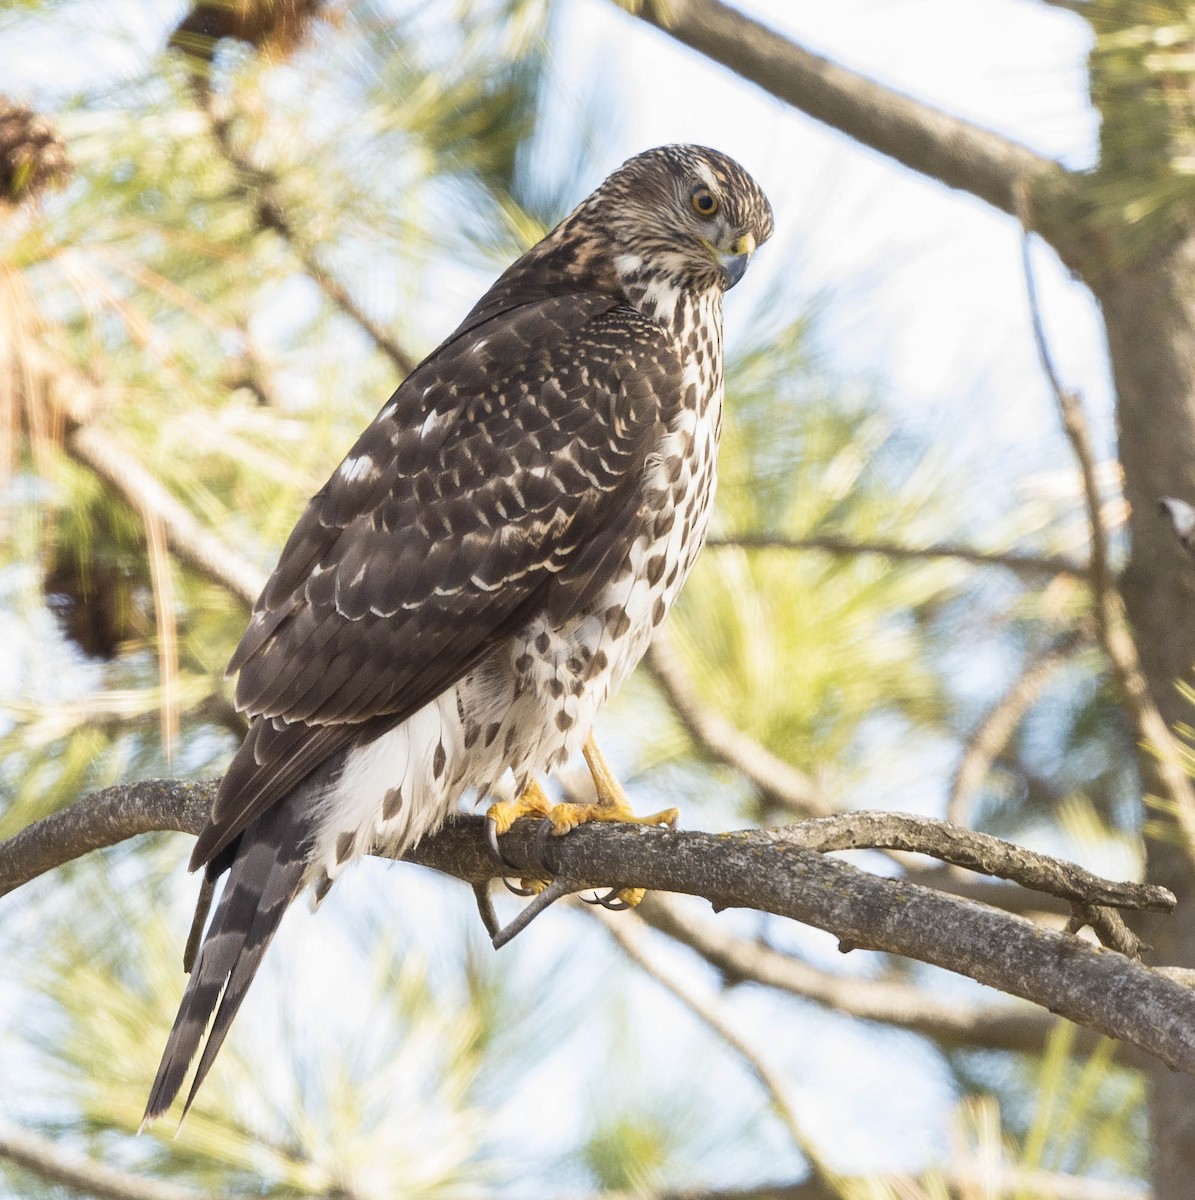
145 144 774 1122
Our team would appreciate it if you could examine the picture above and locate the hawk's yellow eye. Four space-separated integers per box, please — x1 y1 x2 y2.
691 187 719 218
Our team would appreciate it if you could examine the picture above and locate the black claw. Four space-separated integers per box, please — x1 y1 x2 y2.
599 893 631 911
484 816 501 858
581 887 621 907
485 816 524 872
502 877 538 897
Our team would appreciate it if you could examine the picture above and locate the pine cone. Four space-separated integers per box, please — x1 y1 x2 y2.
0 97 71 209
169 0 326 65
43 559 135 660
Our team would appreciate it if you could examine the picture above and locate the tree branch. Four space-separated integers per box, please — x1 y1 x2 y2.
636 891 1085 1058
627 0 1081 251
1018 207 1195 868
633 854 1156 1060
595 1164 1146 1200
597 909 839 1190
646 631 830 816
0 779 213 894
771 811 1172 913
758 813 1153 958
595 1182 834 1200
3 779 1194 1074
708 534 1086 580
23 337 267 609
204 98 416 379
947 628 1089 826
69 422 265 607
0 1122 206 1200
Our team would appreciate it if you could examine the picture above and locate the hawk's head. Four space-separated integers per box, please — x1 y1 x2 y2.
587 144 774 296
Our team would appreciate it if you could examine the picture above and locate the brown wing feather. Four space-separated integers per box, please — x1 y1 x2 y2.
193 296 684 868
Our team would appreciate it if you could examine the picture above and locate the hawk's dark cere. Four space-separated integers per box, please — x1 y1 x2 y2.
145 144 773 1122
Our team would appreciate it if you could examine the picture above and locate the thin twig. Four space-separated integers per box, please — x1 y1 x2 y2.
0 1122 205 1200
708 533 1085 580
947 628 1088 826
204 100 416 379
1020 222 1111 593
637 892 1071 1056
646 630 830 817
1066 901 1143 959
221 327 283 408
597 910 842 1193
777 811 1174 911
1017 190 1195 869
69 421 265 606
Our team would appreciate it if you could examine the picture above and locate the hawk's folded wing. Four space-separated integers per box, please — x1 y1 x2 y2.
191 293 682 868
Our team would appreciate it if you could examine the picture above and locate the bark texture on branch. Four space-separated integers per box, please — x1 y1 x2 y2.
2 779 1191 1074
780 812 1172 911
636 892 1120 1060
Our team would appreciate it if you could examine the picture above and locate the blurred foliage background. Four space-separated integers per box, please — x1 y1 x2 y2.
0 1 1155 1198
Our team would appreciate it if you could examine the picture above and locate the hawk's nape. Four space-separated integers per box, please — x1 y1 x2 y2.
144 144 773 1123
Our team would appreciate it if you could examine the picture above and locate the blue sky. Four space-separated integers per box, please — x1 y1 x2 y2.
549 0 1110 471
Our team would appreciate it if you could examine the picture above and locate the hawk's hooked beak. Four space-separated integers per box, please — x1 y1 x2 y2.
717 232 756 289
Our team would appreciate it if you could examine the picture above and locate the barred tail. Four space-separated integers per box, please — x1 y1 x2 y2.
142 796 311 1125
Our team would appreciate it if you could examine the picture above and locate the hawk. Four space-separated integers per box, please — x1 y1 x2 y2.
145 144 773 1122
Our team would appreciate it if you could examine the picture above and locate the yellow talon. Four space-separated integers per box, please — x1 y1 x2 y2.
484 740 678 914
545 736 678 911
485 780 555 892
544 798 678 835
485 778 553 835
579 735 678 830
